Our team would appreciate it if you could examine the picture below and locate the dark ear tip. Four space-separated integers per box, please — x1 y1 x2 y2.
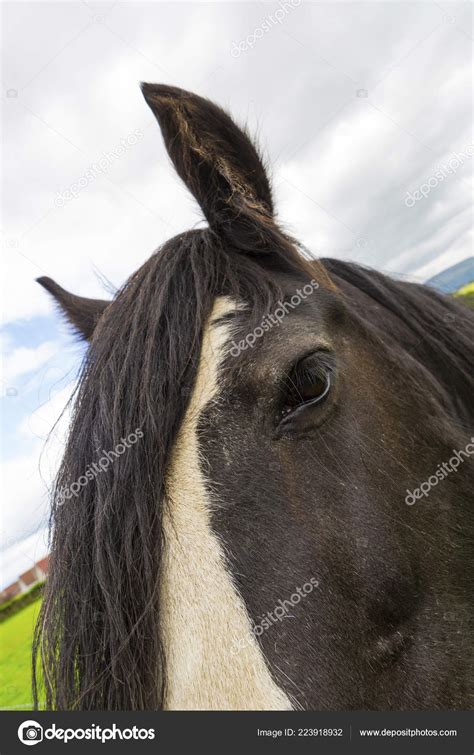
140 82 191 106
36 276 63 295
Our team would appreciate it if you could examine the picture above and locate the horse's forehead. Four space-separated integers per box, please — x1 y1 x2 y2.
161 295 292 710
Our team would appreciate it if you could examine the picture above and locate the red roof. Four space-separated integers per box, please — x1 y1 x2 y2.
36 555 49 574
0 581 21 601
19 566 38 586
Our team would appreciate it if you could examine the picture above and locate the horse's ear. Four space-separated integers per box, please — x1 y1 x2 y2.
36 277 110 340
141 83 276 253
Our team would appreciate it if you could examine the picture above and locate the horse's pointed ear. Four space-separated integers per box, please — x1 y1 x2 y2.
141 83 276 253
36 277 110 340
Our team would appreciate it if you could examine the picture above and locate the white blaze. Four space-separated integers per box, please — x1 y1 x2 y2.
161 297 292 710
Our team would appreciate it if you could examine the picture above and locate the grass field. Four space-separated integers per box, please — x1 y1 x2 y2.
0 598 40 710
455 280 474 309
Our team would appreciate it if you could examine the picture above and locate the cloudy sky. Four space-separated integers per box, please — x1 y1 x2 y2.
1 0 472 588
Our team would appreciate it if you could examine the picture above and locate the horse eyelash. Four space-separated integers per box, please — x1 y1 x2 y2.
283 352 335 406
289 352 335 387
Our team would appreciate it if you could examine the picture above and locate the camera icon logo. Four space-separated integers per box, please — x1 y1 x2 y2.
18 720 43 746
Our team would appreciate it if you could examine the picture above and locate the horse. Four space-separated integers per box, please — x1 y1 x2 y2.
33 83 474 711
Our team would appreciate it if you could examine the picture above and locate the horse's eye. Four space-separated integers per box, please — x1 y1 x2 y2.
281 352 333 418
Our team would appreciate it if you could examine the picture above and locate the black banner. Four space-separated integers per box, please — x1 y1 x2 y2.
1 711 472 754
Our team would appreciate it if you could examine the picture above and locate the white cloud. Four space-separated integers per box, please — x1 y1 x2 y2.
412 228 474 282
2 341 57 385
19 382 75 467
0 451 50 587
1 382 75 588
2 1 472 325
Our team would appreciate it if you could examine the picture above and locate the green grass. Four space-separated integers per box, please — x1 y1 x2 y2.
0 598 40 710
455 281 474 296
454 280 474 309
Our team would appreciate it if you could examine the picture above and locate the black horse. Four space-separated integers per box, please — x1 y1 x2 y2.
34 84 473 711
